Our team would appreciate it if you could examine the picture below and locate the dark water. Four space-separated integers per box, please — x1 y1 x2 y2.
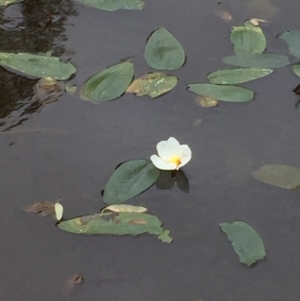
1 0 300 300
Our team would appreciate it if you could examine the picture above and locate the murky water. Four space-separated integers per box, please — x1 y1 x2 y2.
1 0 300 300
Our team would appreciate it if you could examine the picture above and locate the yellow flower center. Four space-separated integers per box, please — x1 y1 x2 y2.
168 155 181 166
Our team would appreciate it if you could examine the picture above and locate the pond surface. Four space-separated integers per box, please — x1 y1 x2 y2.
1 0 300 300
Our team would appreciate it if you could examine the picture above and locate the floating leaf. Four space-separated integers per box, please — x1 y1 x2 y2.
24 201 55 218
58 212 171 242
292 64 300 78
220 221 266 266
74 0 144 11
102 204 147 213
126 72 177 98
207 68 273 84
222 54 289 68
187 83 254 102
0 0 17 6
80 61 134 103
0 52 76 80
252 164 300 190
158 230 173 243
54 201 64 221
230 21 266 54
66 84 77 94
103 160 160 204
278 30 300 59
195 96 219 107
144 27 185 70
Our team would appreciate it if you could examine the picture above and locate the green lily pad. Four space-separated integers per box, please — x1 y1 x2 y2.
222 54 289 68
58 211 172 243
252 164 300 190
0 0 17 6
207 68 273 84
80 61 134 103
158 230 173 243
144 27 185 70
292 64 300 78
0 52 76 80
74 0 144 11
220 221 266 266
103 160 160 204
230 21 266 55
278 30 300 59
187 83 254 102
126 72 177 98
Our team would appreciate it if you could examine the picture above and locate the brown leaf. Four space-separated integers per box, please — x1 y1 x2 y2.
24 201 55 218
195 96 219 108
129 219 148 225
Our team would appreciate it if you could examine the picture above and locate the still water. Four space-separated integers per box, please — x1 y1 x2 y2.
1 0 300 300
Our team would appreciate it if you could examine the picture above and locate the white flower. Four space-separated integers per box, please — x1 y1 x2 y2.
150 137 192 170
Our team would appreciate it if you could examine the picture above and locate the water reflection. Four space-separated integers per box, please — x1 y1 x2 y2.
156 170 190 193
0 0 77 131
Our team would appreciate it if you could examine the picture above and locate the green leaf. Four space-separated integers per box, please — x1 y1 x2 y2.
158 230 173 243
222 54 290 68
220 221 266 266
187 83 254 102
278 30 300 59
144 27 185 70
230 22 266 54
126 72 177 98
252 164 300 190
80 61 134 103
74 0 144 11
0 52 76 80
0 0 17 6
207 68 273 84
58 212 171 242
292 64 300 78
103 160 160 204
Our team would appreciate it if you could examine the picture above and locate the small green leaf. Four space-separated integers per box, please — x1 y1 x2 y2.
58 212 170 242
222 54 289 68
292 64 300 78
80 61 134 103
187 83 254 102
126 72 177 98
220 221 266 266
207 68 273 84
230 22 266 54
278 30 300 59
158 230 173 243
0 52 76 80
66 84 77 94
0 0 17 6
74 0 144 11
103 160 160 204
252 164 300 190
144 27 185 70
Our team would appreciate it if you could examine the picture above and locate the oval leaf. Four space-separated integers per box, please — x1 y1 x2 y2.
58 212 172 242
103 160 160 204
0 52 76 80
230 22 266 54
220 221 266 266
80 61 134 103
126 72 177 98
252 164 300 190
222 54 290 68
207 68 273 84
74 0 144 11
292 64 300 78
54 202 64 221
278 30 300 59
187 83 254 102
103 204 147 213
144 27 185 70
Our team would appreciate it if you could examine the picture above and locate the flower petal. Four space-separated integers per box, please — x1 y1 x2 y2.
157 137 182 161
178 145 192 168
150 155 177 170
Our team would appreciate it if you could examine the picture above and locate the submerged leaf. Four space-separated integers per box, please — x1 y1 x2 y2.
278 30 300 59
230 21 266 54
0 52 76 80
80 61 134 103
207 68 273 84
195 96 219 108
188 83 254 102
144 27 185 70
58 212 171 242
24 201 55 218
103 160 160 204
220 221 266 266
252 164 300 190
126 72 177 98
102 204 148 213
74 0 144 11
222 54 289 68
